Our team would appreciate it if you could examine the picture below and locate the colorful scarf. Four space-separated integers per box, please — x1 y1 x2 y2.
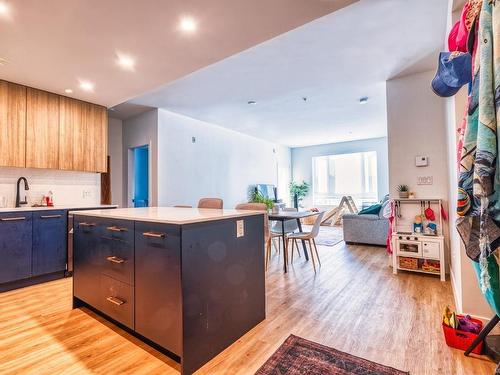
457 0 500 293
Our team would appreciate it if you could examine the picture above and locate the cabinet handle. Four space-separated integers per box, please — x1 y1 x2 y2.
79 222 96 227
1 216 26 221
106 226 128 232
106 296 125 306
143 231 166 239
106 256 125 264
41 214 62 219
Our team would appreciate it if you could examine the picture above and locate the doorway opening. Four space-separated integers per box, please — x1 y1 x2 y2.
132 145 149 207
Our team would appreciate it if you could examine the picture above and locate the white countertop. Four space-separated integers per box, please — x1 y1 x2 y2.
0 204 118 213
71 207 265 225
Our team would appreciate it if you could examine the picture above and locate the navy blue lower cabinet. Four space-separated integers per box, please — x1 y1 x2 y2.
32 210 68 276
73 217 103 308
135 222 182 356
0 212 33 283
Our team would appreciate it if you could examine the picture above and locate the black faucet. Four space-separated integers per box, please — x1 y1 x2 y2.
15 177 29 207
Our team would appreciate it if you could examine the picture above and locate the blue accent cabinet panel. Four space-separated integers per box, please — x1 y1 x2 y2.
135 221 182 356
32 210 68 276
0 212 33 283
73 217 103 308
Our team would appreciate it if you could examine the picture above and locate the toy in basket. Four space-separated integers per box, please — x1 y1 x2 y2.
442 306 483 355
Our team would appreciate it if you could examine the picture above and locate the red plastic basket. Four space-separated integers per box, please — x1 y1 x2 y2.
442 315 483 355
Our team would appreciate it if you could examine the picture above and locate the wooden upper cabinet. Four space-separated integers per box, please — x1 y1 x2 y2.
0 81 27 168
59 97 107 173
92 105 108 173
26 88 60 169
59 96 80 171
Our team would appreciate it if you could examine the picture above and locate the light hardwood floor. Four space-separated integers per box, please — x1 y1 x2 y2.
0 242 495 374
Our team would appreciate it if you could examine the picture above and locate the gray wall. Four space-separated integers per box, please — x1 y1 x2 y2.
108 117 124 207
157 109 291 208
122 109 159 207
291 137 389 207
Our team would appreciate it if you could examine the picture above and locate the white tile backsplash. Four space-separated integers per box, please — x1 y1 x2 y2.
0 167 101 208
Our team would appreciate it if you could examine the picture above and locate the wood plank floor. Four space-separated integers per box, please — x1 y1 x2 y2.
0 242 495 374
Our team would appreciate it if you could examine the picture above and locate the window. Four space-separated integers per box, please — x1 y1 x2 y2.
312 151 378 206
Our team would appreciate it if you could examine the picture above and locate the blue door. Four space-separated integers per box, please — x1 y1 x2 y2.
133 146 149 207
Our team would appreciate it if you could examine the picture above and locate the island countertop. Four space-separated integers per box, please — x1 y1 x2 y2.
70 206 265 225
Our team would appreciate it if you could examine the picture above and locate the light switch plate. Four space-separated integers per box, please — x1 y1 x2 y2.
236 220 245 238
417 176 433 185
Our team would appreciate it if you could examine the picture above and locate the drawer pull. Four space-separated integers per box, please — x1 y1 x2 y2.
1 216 26 221
79 222 96 227
106 296 125 306
143 231 166 239
106 256 125 264
41 214 62 219
107 226 128 232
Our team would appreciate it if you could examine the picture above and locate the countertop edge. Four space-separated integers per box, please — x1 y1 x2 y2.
71 209 265 225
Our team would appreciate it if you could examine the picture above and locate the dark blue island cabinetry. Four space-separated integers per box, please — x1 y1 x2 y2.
73 208 266 375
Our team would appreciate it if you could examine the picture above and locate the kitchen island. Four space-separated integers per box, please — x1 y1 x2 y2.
72 207 266 375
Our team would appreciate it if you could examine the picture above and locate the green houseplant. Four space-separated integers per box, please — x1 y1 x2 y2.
289 181 310 208
249 191 275 210
397 184 410 198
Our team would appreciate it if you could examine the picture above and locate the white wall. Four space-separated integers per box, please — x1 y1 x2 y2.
387 67 493 318
108 117 124 207
122 109 159 207
387 70 450 200
157 109 291 208
0 167 100 207
291 137 389 208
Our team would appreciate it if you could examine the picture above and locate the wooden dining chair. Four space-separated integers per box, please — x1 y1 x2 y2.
198 198 223 209
287 212 324 273
235 203 271 270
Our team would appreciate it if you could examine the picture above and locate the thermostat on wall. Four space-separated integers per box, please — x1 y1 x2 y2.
415 156 428 167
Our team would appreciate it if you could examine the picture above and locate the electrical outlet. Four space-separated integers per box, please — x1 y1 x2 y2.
82 190 92 199
417 176 433 185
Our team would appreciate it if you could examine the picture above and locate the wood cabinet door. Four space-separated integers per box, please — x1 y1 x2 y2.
0 81 26 167
59 96 80 171
93 105 108 173
26 88 60 169
60 97 107 173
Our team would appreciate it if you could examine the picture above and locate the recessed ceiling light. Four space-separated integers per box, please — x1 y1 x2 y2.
0 2 10 17
248 100 257 105
79 80 94 92
359 96 369 104
179 16 197 33
116 52 135 71
64 88 73 94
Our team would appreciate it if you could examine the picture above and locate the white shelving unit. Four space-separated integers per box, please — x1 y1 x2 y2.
391 198 446 281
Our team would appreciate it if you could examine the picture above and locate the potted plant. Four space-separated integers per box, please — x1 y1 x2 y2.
289 181 310 208
397 184 410 198
250 191 275 211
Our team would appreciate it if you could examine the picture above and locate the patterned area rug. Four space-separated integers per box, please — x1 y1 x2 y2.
302 225 343 247
256 335 409 375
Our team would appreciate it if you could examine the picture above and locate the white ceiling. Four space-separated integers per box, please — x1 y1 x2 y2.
0 0 355 107
130 0 449 147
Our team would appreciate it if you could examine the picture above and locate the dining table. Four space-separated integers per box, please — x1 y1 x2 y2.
268 210 323 273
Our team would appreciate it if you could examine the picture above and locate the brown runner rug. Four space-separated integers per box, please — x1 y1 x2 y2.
256 335 409 375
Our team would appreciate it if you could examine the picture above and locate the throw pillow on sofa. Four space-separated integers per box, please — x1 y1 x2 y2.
358 203 382 215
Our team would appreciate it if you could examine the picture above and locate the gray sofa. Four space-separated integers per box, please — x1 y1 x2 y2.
342 198 390 246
